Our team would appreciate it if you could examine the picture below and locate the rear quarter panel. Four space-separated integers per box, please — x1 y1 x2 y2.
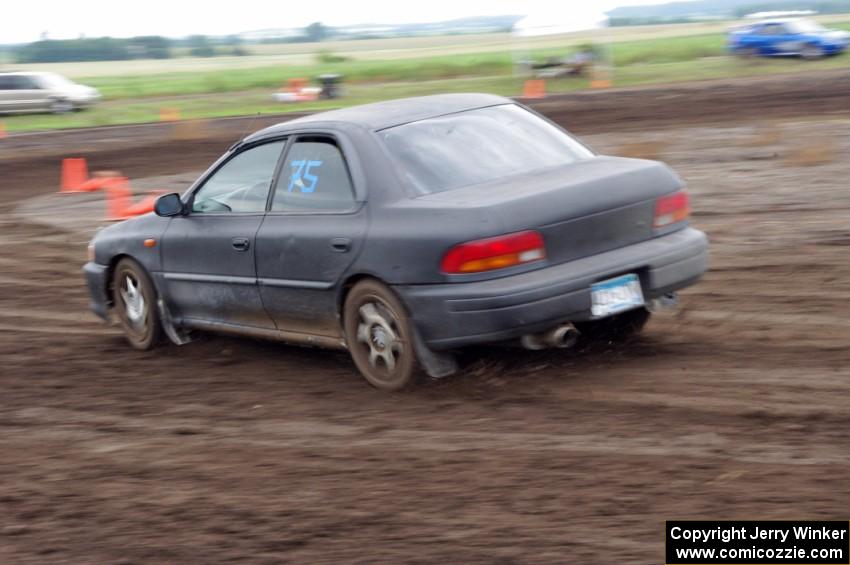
355 156 683 286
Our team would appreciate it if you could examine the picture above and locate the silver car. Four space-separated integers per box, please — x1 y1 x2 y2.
0 72 101 114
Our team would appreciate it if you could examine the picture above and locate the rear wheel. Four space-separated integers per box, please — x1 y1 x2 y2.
576 307 651 344
112 258 162 350
343 280 419 391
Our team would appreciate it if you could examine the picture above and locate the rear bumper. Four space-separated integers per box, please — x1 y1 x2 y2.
83 262 110 321
396 227 708 350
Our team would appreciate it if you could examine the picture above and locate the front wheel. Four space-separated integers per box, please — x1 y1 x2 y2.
343 280 420 391
112 258 162 350
50 99 74 114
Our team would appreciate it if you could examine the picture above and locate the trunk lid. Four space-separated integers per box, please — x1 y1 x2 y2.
417 155 683 266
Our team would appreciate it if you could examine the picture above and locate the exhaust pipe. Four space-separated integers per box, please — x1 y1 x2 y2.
520 323 580 350
546 324 579 349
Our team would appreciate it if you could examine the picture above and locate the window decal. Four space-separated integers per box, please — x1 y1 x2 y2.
288 159 323 193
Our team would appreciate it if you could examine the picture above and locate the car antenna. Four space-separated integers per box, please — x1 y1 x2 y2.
231 112 262 150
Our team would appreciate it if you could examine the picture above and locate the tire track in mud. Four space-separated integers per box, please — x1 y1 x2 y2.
688 287 850 301
0 323 113 335
0 274 68 288
554 387 850 420
4 406 848 468
678 309 850 328
0 308 100 323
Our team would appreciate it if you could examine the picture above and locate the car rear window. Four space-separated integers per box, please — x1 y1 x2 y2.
379 104 593 194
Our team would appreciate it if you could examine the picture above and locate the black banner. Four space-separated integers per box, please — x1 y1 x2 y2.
666 521 850 564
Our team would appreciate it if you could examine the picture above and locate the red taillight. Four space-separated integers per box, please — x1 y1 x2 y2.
441 230 546 274
654 190 690 228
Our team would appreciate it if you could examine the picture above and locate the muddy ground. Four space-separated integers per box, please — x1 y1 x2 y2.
1 72 849 563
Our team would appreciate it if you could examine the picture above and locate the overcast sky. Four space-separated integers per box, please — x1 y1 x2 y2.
4 0 673 43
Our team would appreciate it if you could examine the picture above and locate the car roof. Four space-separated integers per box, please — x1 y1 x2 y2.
757 18 802 24
0 71 51 77
247 93 512 139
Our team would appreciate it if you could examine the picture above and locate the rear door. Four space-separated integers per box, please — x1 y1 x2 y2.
161 139 286 329
255 135 367 338
757 23 787 55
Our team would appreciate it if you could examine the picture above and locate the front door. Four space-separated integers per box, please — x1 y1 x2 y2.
161 139 286 328
255 136 366 337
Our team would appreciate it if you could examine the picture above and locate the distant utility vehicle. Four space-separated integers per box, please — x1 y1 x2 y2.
0 72 101 114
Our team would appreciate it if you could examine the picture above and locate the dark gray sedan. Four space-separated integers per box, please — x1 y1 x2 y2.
84 93 708 390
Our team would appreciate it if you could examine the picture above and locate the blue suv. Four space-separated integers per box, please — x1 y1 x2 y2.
728 18 849 59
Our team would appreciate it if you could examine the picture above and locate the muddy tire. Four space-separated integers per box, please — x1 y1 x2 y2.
343 280 419 391
112 258 162 350
576 307 651 344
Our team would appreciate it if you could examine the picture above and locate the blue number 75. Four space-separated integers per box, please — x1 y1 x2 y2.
288 160 323 193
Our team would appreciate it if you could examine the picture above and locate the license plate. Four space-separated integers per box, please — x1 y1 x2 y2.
590 274 644 318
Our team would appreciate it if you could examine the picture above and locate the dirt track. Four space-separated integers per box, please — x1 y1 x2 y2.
1 72 849 563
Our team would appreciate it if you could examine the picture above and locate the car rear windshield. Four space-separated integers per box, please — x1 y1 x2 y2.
379 104 594 194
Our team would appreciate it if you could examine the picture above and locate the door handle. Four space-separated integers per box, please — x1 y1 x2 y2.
331 238 352 253
232 237 250 252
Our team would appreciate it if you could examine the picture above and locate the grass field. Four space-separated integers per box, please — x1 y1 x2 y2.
2 17 849 132
0 21 749 74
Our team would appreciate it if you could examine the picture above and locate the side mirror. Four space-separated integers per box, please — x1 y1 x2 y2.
154 193 185 217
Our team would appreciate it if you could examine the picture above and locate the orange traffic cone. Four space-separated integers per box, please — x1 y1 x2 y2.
60 158 90 193
0 122 7 139
523 79 546 99
122 192 164 218
78 171 124 192
160 107 181 122
104 177 133 221
104 178 164 221
590 66 612 89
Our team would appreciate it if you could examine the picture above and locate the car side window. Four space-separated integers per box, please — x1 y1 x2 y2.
13 76 38 89
271 137 356 212
0 76 29 90
191 140 285 214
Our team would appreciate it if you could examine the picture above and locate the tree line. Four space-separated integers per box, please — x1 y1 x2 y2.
14 34 254 63
12 22 334 63
608 0 850 26
733 0 850 17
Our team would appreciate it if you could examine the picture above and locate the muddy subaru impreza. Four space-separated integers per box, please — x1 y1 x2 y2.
84 93 708 390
